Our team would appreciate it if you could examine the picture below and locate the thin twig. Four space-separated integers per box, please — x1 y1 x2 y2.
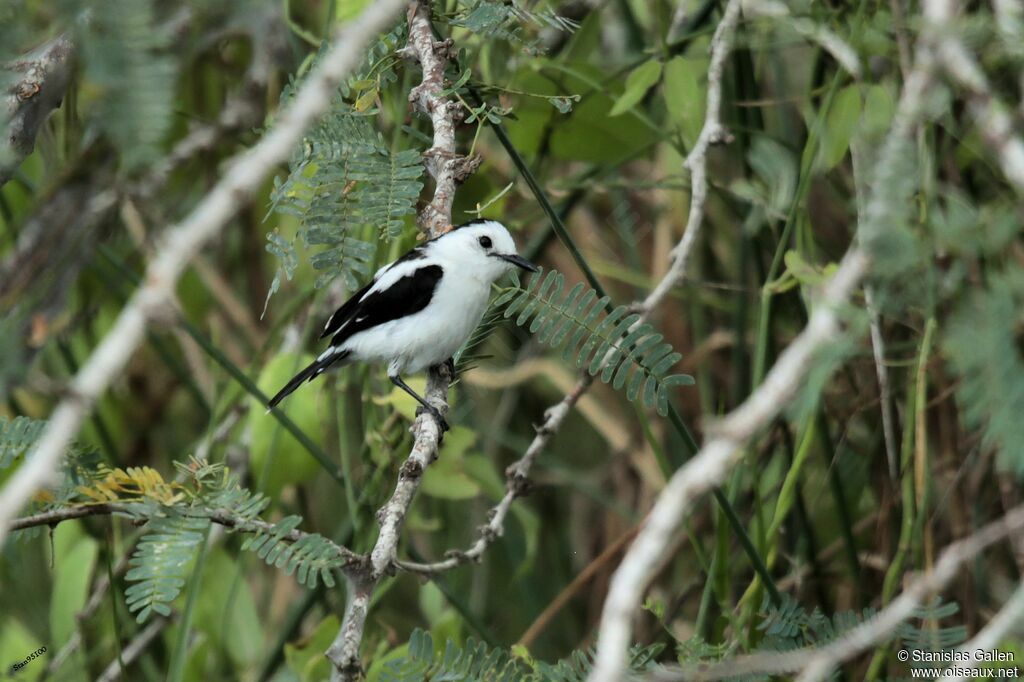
588 0 947 670
642 0 742 313
8 503 361 565
0 0 411 546
325 2 480 677
936 583 1024 681
648 504 1024 680
741 0 862 79
589 248 869 682
851 145 899 481
393 378 593 575
397 0 745 579
928 0 1024 194
94 617 171 682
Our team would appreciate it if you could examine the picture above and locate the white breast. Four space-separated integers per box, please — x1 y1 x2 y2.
339 271 492 375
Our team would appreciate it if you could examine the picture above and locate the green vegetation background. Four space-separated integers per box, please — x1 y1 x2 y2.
2 0 1023 679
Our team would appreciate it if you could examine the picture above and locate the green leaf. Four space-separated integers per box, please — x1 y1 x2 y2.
860 83 896 138
241 515 344 589
782 250 836 287
79 0 177 170
421 427 481 500
334 0 372 22
267 45 420 291
382 630 527 680
547 64 659 162
549 96 577 113
493 268 693 413
0 416 45 470
736 136 798 219
285 615 339 682
0 620 44 681
609 59 663 116
124 513 210 623
262 232 299 315
248 353 326 499
354 87 378 112
663 55 706 146
49 525 99 660
820 84 862 170
196 550 265 668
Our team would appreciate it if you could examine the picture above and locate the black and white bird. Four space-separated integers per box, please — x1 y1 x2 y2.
267 219 537 429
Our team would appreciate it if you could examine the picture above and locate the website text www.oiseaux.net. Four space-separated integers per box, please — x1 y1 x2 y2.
900 648 1020 678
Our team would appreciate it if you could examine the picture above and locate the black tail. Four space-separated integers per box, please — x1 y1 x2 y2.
266 350 351 409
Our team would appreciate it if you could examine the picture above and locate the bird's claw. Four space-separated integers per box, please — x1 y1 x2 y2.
416 405 450 433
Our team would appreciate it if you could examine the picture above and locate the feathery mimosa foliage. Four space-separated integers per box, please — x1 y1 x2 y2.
241 514 344 589
495 269 694 415
0 415 45 470
124 512 210 622
76 0 177 170
382 629 662 681
5 0 1024 679
265 27 423 303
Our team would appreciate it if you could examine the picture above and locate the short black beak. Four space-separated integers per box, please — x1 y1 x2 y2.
495 253 539 272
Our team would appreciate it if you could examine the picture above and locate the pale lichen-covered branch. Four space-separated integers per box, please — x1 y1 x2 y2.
0 0 411 546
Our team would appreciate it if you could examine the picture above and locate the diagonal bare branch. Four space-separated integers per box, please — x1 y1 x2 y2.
647 503 1024 681
928 0 1024 194
325 1 482 677
587 0 950 675
1 33 75 186
589 247 869 682
0 0 411 547
398 0 745 579
8 503 361 565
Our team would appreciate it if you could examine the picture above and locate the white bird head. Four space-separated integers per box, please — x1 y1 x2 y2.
430 219 538 282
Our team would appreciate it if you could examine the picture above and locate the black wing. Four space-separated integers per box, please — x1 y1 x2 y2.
319 279 374 339
269 263 444 408
324 264 444 348
319 245 430 339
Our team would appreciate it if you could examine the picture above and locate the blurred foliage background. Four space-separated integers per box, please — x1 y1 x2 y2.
2 0 1024 679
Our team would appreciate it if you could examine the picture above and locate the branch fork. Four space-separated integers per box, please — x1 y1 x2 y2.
325 3 480 674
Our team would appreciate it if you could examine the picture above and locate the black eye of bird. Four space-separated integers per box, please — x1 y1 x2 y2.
479 236 492 249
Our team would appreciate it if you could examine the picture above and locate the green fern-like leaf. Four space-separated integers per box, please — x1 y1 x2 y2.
453 293 512 371
124 512 210 623
263 231 299 316
500 269 694 416
534 643 663 681
267 111 421 292
77 0 177 169
178 460 271 522
757 594 964 654
451 1 578 52
899 599 967 652
240 515 344 589
265 27 423 301
944 270 1024 476
382 629 527 682
384 630 661 682
758 594 880 650
0 415 45 469
2 416 47 540
3 416 103 540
